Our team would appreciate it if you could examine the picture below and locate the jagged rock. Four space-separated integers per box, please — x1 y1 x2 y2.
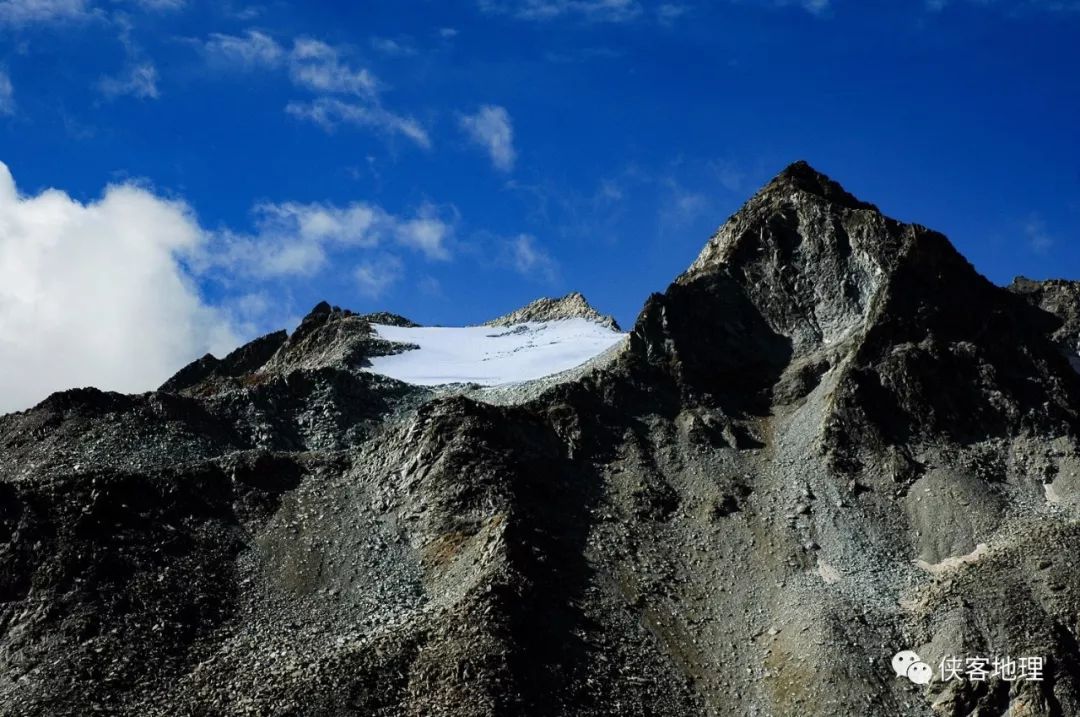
159 303 422 401
260 302 388 374
485 291 621 331
160 330 288 393
3 163 1080 717
357 311 420 328
1010 277 1080 372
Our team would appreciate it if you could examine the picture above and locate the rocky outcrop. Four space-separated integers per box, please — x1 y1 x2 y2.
356 311 420 328
3 163 1080 717
485 291 621 331
1010 277 1080 373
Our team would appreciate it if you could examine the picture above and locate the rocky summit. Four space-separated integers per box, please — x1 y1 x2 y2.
484 291 622 331
3 162 1080 717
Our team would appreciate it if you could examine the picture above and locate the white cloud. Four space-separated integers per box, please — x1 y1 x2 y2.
393 206 454 260
0 0 91 25
749 0 830 12
204 29 283 68
201 32 430 148
0 160 467 413
371 36 417 57
201 35 379 93
262 201 383 246
0 161 238 414
0 0 184 26
479 0 643 22
354 254 404 297
97 62 159 99
198 199 453 278
129 0 185 10
0 70 13 115
656 2 689 22
481 0 841 19
928 0 1080 11
286 97 431 147
288 37 378 96
459 105 516 172
503 234 558 281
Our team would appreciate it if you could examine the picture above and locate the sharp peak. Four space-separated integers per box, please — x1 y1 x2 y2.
505 291 596 311
539 291 589 305
485 291 621 331
759 160 879 212
681 159 978 306
302 301 351 320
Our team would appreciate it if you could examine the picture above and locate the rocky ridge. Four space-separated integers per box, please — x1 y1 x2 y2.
1 163 1080 716
484 291 621 331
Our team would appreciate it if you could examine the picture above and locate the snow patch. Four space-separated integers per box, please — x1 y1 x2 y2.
366 318 626 386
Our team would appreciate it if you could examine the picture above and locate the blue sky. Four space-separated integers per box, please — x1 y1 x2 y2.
0 0 1077 409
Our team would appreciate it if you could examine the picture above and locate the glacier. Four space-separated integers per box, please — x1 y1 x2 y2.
365 318 626 386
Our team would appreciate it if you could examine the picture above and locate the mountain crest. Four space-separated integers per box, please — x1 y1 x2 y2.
630 161 1080 450
764 160 879 212
685 161 896 281
160 302 415 394
485 291 621 331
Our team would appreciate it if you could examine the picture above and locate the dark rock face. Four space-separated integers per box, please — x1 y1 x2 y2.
356 311 421 328
3 163 1080 716
160 330 289 393
1010 277 1080 372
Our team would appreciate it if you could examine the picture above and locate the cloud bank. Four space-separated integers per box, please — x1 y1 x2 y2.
0 161 463 413
0 161 238 413
200 199 454 278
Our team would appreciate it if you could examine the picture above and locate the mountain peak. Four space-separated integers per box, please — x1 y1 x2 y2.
761 160 878 212
307 300 333 316
484 292 621 331
684 161 898 288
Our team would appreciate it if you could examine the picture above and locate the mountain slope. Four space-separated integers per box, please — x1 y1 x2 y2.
3 163 1080 716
